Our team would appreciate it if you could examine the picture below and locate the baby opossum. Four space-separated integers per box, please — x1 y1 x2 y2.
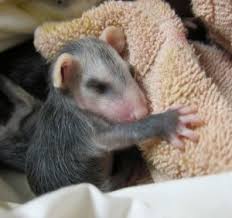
0 39 49 128
0 27 202 195
0 76 41 171
165 0 208 42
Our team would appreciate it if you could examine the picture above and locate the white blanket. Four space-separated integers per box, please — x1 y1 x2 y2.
1 172 231 218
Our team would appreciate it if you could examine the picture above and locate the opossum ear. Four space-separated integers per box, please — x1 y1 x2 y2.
52 53 80 89
99 26 126 54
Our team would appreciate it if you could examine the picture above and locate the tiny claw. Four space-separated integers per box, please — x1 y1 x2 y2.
168 104 183 111
177 106 198 115
177 125 199 142
179 114 203 126
169 134 185 148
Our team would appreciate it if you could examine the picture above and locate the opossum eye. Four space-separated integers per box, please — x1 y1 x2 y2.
56 0 65 6
128 64 135 77
86 79 110 95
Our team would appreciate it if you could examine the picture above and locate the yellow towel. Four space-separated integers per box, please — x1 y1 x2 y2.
34 0 232 182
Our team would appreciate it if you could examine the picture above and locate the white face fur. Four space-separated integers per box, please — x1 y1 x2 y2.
53 27 148 123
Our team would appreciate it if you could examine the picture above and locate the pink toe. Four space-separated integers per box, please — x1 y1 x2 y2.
169 135 185 148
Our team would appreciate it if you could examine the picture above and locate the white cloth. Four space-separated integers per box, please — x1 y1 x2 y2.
1 172 231 218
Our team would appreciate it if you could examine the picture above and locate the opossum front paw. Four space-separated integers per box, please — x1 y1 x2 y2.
165 105 203 148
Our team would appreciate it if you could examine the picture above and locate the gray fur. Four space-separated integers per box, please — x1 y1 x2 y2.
0 38 180 195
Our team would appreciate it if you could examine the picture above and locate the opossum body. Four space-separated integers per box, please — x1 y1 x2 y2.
0 27 202 195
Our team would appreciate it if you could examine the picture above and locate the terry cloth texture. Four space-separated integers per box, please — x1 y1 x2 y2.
192 0 232 54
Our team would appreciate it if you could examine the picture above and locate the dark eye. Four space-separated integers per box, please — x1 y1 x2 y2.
56 0 65 6
86 79 110 95
129 64 136 77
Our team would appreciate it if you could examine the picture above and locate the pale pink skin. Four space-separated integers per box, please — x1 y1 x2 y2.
76 84 149 123
74 60 150 123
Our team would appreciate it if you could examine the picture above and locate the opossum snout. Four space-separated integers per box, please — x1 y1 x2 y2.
132 105 148 120
117 93 148 122
129 99 148 121
127 87 149 121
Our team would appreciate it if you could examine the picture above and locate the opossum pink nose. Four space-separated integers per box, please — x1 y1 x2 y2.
133 106 148 120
